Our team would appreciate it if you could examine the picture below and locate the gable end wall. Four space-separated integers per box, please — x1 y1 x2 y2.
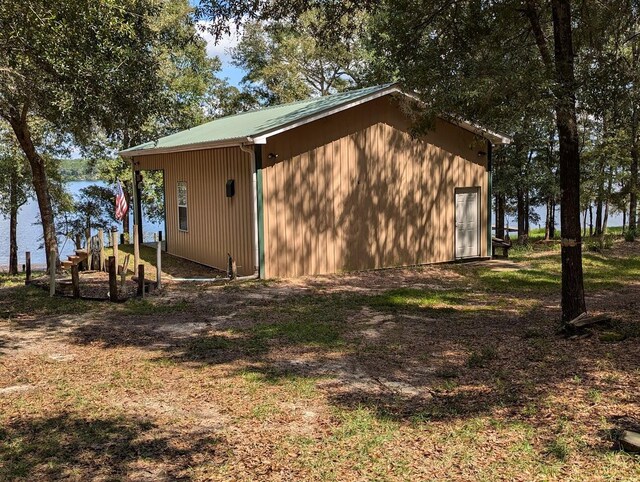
260 95 489 278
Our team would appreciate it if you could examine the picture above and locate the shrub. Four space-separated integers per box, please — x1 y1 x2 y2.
586 235 613 252
624 229 636 242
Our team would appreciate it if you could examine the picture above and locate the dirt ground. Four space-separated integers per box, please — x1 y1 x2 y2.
0 241 639 480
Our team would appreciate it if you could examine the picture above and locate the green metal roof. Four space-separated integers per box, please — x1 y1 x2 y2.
121 84 397 156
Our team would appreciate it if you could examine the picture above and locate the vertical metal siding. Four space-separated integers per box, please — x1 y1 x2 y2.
135 146 256 276
262 95 489 278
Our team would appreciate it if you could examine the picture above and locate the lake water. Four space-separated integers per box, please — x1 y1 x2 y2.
493 205 624 233
0 180 164 269
1 181 626 269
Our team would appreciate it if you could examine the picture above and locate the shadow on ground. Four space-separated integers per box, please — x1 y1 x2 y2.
0 413 226 480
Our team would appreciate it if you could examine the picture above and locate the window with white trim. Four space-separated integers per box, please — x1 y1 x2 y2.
177 181 188 231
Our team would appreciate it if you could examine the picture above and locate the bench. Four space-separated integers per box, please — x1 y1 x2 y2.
492 237 512 258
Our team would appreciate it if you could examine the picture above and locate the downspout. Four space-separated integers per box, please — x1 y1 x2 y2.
487 141 493 257
239 143 261 278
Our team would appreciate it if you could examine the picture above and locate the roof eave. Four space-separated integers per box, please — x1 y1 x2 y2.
118 136 259 158
394 90 512 145
449 119 512 145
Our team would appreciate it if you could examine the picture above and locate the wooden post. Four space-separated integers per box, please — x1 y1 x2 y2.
133 224 140 274
137 264 145 297
25 251 31 285
227 253 237 280
108 256 118 302
98 229 105 271
71 264 80 298
120 233 125 245
158 230 162 242
49 248 56 297
156 235 162 290
85 228 92 271
112 230 119 274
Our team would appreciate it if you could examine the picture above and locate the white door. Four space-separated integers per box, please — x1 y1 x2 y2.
455 188 479 258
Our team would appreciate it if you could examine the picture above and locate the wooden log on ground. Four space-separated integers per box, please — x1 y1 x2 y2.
49 248 56 297
137 264 144 297
133 225 139 274
71 264 80 298
567 312 612 329
108 256 118 302
25 251 31 285
619 430 640 452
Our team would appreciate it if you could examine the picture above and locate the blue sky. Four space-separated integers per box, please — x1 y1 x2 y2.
197 21 245 87
190 1 245 86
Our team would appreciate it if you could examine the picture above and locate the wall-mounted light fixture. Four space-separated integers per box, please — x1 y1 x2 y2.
226 179 235 198
268 153 278 160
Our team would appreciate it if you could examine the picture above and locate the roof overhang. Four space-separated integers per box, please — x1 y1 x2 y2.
119 83 511 157
449 119 512 145
119 136 265 158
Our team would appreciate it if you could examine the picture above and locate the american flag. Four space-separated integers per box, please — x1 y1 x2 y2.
115 181 128 221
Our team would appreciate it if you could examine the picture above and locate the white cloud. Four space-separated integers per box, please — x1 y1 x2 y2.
197 21 242 63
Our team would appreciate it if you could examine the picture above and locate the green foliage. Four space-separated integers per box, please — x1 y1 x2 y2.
585 235 614 253
232 10 373 105
57 185 119 239
59 159 98 182
0 0 162 139
0 128 31 216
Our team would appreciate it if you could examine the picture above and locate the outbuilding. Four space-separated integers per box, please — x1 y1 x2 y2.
120 84 510 278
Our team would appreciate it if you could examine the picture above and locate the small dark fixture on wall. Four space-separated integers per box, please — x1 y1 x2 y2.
226 179 235 197
477 150 487 157
268 153 278 160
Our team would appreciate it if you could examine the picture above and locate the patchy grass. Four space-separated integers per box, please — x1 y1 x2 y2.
1 241 640 480
368 287 464 311
0 283 91 319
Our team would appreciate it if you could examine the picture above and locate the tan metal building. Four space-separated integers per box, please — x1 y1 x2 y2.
120 84 510 278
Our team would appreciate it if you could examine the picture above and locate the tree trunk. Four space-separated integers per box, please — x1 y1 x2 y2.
595 157 605 236
9 171 18 275
525 190 530 234
602 167 613 234
551 0 586 323
588 204 593 237
517 187 527 243
497 193 505 239
8 108 59 271
630 42 639 237
545 197 552 240
550 199 556 238
631 136 638 236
